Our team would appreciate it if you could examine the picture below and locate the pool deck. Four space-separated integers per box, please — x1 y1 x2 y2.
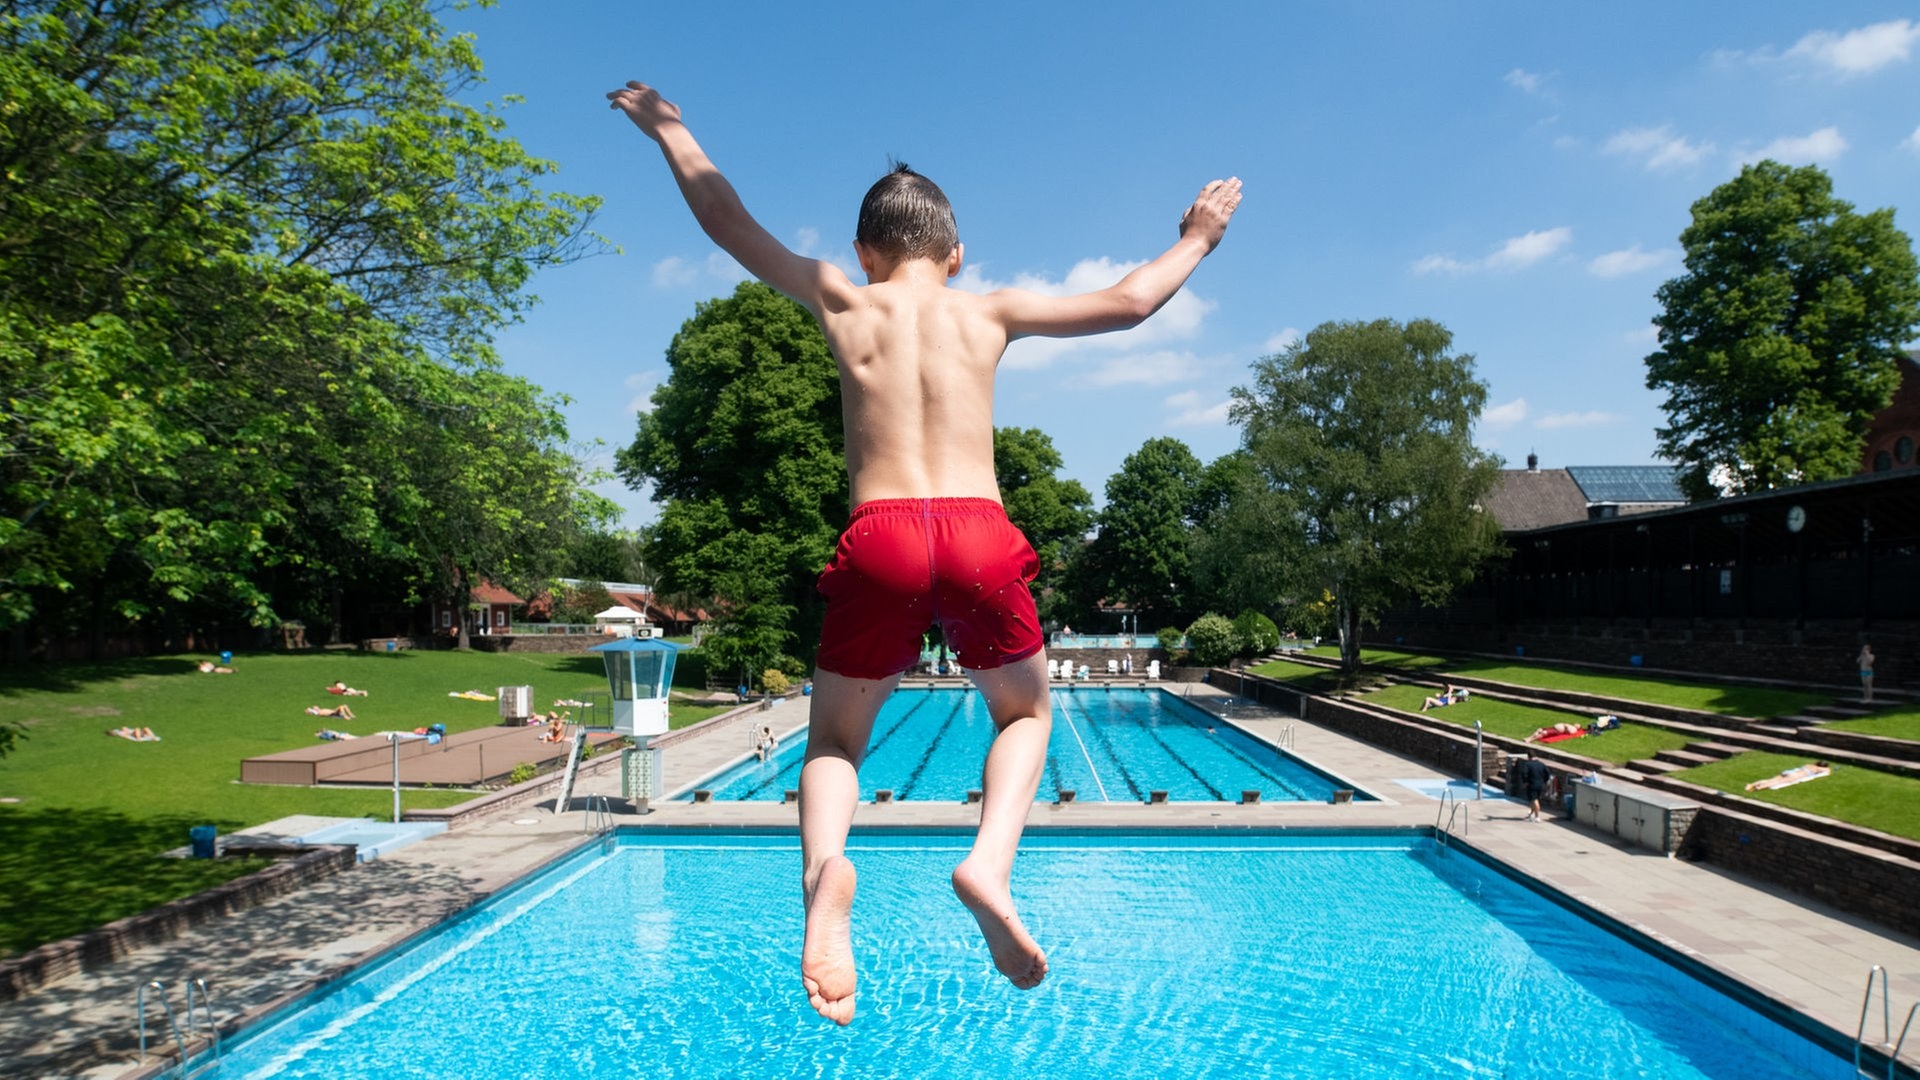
4 683 1917 1078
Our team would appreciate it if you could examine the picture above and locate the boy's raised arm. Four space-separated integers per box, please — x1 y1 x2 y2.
990 178 1242 341
608 81 853 313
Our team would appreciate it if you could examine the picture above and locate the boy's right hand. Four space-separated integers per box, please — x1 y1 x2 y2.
1180 178 1243 252
607 80 682 141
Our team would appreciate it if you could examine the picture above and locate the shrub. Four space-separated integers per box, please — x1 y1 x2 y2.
760 669 791 695
776 654 808 679
1184 613 1241 667
508 762 539 786
1232 610 1280 655
1156 625 1186 655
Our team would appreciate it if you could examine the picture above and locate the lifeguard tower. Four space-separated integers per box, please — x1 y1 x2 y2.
554 631 677 814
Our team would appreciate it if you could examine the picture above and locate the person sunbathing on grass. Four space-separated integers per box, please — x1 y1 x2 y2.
326 681 369 696
306 704 355 721
1744 761 1832 791
1419 685 1468 711
198 660 234 674
1524 722 1585 743
108 726 160 741
315 728 356 741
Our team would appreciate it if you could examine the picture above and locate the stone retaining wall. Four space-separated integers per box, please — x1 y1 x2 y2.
1210 669 1504 783
0 845 356 1002
1680 806 1920 939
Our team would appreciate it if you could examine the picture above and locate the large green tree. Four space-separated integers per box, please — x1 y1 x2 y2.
1646 161 1920 499
0 0 602 653
618 282 845 677
1206 319 1502 673
993 427 1093 592
1079 437 1208 625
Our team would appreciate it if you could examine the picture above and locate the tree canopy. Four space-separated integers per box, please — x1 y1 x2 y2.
0 0 604 654
993 427 1093 591
618 281 846 678
1206 319 1503 672
1646 161 1920 499
1078 437 1208 625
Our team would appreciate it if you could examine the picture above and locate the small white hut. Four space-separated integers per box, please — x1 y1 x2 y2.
591 604 652 638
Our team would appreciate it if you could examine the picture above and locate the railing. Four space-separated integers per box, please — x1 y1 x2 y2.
1276 723 1296 750
507 623 610 636
1856 964 1918 1079
1435 789 1469 846
137 980 187 1077
585 793 613 835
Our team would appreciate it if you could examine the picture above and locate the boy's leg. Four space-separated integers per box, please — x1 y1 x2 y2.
954 650 1052 989
798 666 901 1026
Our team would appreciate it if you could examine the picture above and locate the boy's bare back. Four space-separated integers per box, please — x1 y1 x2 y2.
607 80 1240 508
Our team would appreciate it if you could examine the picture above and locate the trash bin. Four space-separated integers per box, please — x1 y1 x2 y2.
189 825 218 859
386 640 397 652
219 650 233 665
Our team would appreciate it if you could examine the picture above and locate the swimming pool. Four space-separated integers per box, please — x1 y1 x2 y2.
692 686 1360 803
212 830 1858 1079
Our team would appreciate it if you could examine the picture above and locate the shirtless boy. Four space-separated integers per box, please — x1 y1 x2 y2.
608 80 1240 1025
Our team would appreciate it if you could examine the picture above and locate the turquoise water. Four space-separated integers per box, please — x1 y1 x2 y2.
216 831 1850 1079
693 687 1357 803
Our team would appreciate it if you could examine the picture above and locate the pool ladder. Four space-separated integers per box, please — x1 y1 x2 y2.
1434 789 1469 846
1276 723 1295 750
584 792 614 836
1855 965 1918 1079
137 976 221 1078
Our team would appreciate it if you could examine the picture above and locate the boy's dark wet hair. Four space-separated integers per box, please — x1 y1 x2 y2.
856 162 958 261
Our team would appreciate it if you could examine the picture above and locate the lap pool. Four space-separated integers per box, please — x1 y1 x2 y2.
212 830 1857 1079
693 686 1359 803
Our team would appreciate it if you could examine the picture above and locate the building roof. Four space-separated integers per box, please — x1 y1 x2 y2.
1481 468 1590 531
469 581 524 606
1566 465 1687 506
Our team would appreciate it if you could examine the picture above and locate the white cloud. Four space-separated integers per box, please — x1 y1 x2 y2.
1482 398 1529 429
1505 68 1545 94
1786 19 1920 77
1535 410 1622 430
1415 227 1571 276
952 257 1217 371
1264 328 1301 353
1588 245 1676 279
1624 324 1660 345
1079 350 1206 388
1604 125 1714 170
1164 390 1232 428
1742 126 1849 165
650 251 749 289
1901 125 1920 154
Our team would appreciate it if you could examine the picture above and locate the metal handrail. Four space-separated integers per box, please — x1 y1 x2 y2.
1277 723 1295 750
1858 965 1890 1077
1889 1002 1919 1080
183 977 219 1074
137 980 187 1075
585 793 613 835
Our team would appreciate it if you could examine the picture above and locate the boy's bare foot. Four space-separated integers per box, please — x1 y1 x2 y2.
951 858 1048 989
802 855 858 1025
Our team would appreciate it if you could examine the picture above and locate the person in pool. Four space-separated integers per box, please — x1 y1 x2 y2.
608 79 1239 1026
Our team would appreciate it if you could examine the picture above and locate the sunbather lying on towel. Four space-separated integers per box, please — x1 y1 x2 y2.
315 728 356 741
1744 761 1832 791
1524 722 1586 743
108 726 160 741
306 704 355 720
449 690 495 701
553 698 588 708
197 660 234 674
1419 685 1470 711
326 681 369 696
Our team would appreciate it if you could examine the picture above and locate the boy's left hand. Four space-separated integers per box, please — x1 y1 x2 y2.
607 80 681 140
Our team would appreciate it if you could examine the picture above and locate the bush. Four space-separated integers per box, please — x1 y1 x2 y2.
508 762 538 786
1156 625 1186 655
760 669 791 695
775 654 808 679
1184 613 1241 667
1232 610 1280 655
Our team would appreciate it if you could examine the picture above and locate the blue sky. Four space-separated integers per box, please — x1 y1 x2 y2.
445 2 1920 529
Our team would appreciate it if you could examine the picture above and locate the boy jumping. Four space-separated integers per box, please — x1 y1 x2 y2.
609 80 1240 1025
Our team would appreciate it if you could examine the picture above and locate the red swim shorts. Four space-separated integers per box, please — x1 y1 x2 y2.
814 498 1043 680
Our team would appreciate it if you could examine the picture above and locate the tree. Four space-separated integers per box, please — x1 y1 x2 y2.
0 0 602 654
993 427 1093 600
1646 161 1920 499
1081 437 1208 625
1232 609 1279 656
1208 319 1503 673
1183 613 1240 667
618 282 846 674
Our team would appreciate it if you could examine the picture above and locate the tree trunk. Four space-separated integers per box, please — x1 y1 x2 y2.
453 572 471 651
1338 598 1362 674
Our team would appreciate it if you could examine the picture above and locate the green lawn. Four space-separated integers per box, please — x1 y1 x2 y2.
1320 647 1829 719
1359 684 1693 764
1820 703 1920 742
0 648 731 955
1674 751 1920 842
1246 658 1336 685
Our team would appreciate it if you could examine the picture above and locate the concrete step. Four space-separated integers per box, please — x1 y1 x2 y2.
1687 741 1745 760
1803 704 1872 721
1775 714 1826 727
1628 757 1685 775
1655 748 1720 768
1749 724 1803 737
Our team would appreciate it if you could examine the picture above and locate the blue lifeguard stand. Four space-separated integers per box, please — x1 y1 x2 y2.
590 633 679 737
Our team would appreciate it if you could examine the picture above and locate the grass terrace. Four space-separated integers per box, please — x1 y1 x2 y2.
1674 751 1920 843
1819 702 1920 743
1359 684 1694 764
0 649 733 955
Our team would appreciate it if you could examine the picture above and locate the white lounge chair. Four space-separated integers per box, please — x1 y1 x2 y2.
1046 659 1060 679
1077 664 1090 680
1147 660 1161 680
1106 659 1119 676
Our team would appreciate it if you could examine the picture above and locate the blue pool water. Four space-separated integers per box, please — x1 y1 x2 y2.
214 831 1851 1079
694 687 1358 803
